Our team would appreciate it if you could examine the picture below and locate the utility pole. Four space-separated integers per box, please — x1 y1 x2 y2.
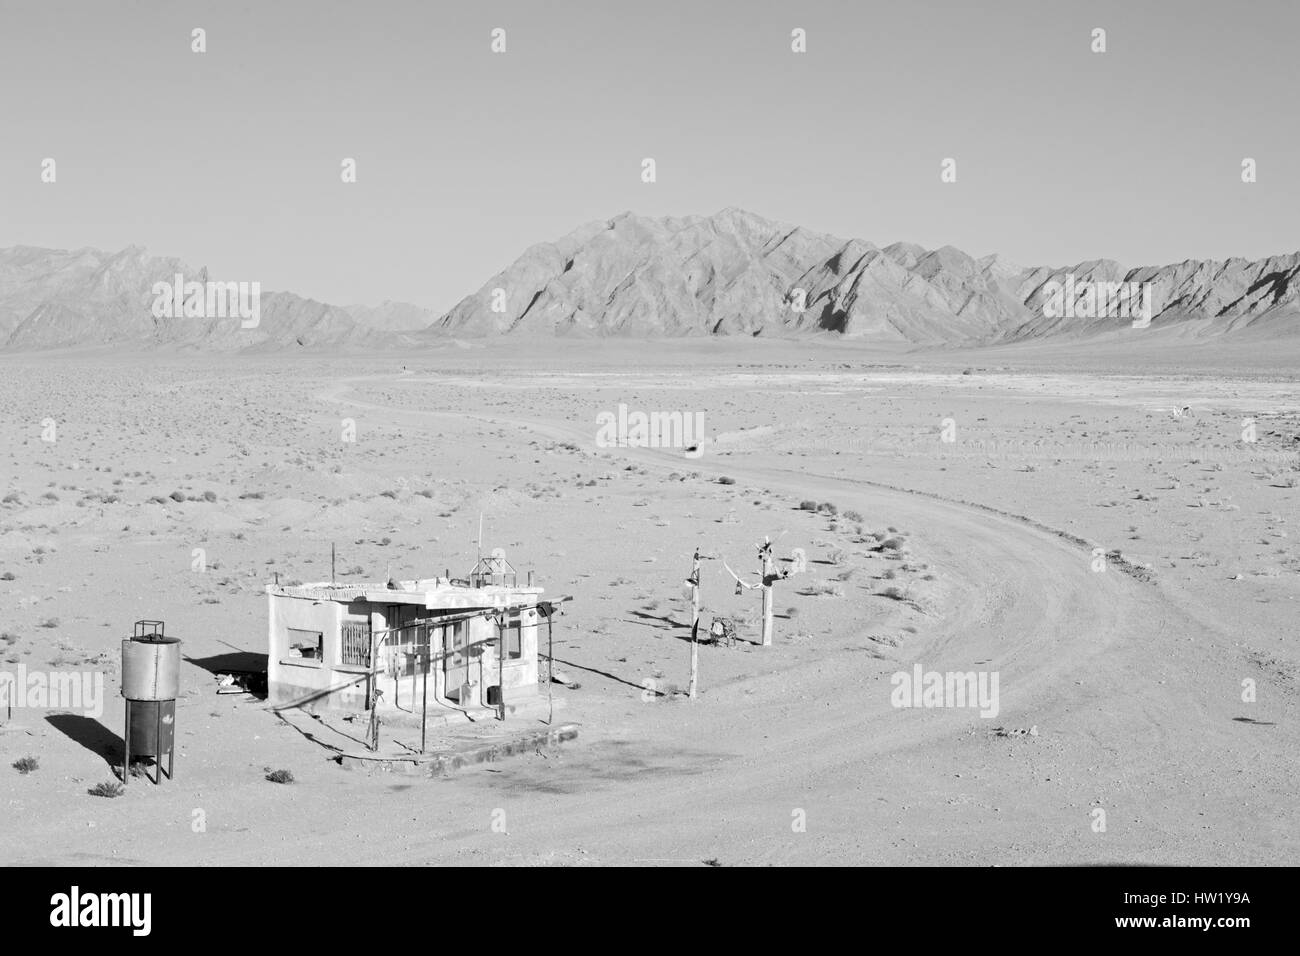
759 538 775 646
723 536 790 647
688 548 701 698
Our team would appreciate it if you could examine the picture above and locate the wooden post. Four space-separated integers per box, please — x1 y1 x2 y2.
760 542 774 647
420 639 429 754
497 616 506 721
689 549 701 698
368 629 380 751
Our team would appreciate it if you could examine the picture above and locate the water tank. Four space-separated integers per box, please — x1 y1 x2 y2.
127 699 175 755
121 636 181 701
121 621 180 783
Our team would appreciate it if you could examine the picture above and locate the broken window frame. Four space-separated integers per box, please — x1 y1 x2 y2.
284 628 324 666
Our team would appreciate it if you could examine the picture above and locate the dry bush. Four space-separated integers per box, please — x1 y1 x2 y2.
804 580 844 598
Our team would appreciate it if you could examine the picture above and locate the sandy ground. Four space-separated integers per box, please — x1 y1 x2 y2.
0 336 1297 866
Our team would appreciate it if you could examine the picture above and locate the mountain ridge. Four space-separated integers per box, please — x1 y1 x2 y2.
3 209 1297 351
435 208 1300 343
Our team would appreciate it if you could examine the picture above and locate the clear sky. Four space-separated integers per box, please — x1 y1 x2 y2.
1 0 1295 314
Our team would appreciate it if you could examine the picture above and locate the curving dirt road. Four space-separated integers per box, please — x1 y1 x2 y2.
299 375 1296 865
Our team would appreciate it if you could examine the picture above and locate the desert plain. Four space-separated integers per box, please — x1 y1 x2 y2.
1 332 1297 866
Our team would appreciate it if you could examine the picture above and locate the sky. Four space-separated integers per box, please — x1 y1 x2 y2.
1 0 1296 314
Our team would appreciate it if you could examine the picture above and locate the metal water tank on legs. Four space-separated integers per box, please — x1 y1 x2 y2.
120 620 180 785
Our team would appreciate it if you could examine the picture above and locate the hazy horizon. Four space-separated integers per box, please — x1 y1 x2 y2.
2 0 1296 314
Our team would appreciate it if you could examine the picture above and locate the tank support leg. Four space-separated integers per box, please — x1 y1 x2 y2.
123 699 131 786
154 707 162 785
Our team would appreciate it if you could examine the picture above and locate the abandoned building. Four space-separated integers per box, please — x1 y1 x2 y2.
266 552 551 719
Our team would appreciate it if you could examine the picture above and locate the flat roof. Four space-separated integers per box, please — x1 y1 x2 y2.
267 578 544 607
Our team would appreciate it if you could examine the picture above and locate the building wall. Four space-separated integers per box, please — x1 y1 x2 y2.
267 589 544 714
379 603 541 711
266 594 365 711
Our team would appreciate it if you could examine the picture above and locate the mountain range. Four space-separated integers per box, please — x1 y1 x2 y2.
3 209 1297 351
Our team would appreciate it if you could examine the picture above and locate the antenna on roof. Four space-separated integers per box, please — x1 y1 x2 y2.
331 543 336 584
478 512 484 561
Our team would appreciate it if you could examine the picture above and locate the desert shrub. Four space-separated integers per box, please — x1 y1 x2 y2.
169 491 186 502
266 769 295 784
799 500 818 511
380 490 399 499
12 756 38 774
88 781 123 798
806 580 844 598
817 502 837 515
717 476 736 485
202 490 217 502
880 536 906 552
844 510 863 523
1 493 19 504
829 548 849 564
0 571 14 581
37 618 59 629
41 492 58 501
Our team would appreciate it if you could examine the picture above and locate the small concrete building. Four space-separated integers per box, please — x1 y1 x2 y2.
266 556 547 719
